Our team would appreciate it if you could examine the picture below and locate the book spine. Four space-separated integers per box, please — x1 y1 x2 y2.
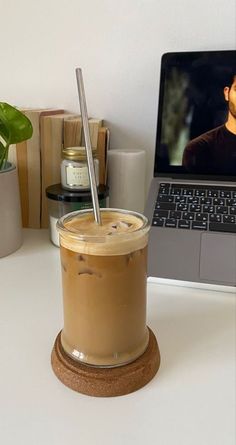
81 119 103 149
24 111 41 228
16 140 30 227
64 117 82 148
97 127 109 186
14 110 41 228
40 117 63 228
40 113 77 228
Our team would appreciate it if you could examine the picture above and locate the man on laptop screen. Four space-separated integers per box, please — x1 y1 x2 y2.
183 71 236 174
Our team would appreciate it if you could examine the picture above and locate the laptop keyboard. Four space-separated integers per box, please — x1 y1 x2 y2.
152 183 236 233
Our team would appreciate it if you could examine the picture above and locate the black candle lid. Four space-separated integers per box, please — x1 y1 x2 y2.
46 184 109 202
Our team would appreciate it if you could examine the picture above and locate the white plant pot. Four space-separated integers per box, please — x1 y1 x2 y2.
0 163 22 257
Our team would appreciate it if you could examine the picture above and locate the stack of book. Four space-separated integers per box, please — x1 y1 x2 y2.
8 109 109 229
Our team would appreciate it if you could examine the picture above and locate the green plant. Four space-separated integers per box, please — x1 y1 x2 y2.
0 102 33 170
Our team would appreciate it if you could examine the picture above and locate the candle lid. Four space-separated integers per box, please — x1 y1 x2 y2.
46 184 109 202
62 146 97 161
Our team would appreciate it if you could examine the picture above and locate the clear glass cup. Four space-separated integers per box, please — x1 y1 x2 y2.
57 208 150 367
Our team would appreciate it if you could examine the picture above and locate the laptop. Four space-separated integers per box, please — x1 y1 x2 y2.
145 50 236 286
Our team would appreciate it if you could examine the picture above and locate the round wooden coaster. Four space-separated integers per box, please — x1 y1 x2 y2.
51 327 160 397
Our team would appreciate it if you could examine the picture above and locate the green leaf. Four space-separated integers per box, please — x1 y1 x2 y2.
0 102 33 145
0 102 33 169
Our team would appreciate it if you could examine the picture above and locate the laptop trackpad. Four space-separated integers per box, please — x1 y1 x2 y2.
200 233 236 284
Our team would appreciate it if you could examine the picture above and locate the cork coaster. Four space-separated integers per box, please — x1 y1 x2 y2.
51 327 160 397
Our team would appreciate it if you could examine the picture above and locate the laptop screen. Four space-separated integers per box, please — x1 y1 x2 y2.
154 50 236 180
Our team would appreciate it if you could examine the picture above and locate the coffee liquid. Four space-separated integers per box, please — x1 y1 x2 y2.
58 210 150 367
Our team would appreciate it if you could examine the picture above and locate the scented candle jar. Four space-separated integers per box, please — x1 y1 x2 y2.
61 146 99 191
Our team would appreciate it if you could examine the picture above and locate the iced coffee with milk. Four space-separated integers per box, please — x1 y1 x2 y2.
57 208 150 367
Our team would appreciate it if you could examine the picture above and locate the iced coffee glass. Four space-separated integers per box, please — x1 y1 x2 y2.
57 208 150 367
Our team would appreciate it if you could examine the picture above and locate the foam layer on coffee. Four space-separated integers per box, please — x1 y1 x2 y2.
59 210 149 255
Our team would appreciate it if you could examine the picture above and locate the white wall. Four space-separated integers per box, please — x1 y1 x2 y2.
0 0 235 192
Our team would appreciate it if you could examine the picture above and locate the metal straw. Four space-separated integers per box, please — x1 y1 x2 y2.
75 68 102 225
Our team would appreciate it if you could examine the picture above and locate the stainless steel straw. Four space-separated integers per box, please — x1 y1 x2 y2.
75 68 102 225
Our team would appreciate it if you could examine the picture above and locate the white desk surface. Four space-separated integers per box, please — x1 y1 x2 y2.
0 229 235 445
